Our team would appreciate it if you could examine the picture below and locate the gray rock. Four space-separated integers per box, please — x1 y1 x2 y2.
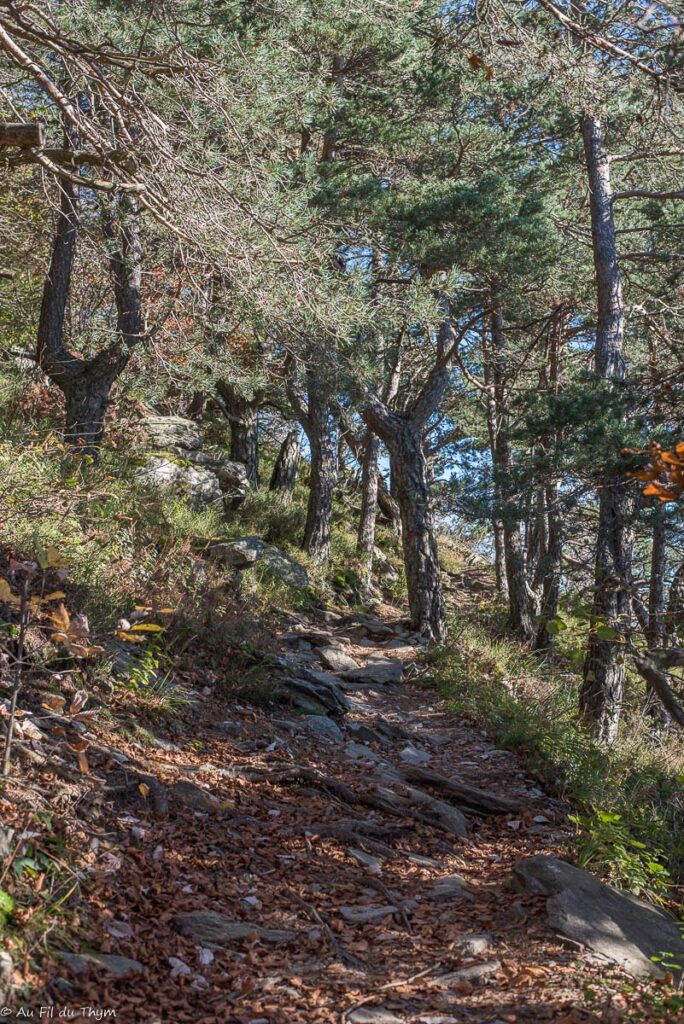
172 911 295 946
210 538 262 568
217 721 243 738
58 952 144 978
143 415 203 452
372 546 400 582
427 960 501 988
213 460 250 498
279 677 349 717
150 736 181 752
348 722 391 746
428 874 472 901
0 950 12 1004
399 744 431 766
169 781 220 812
348 1009 406 1024
513 855 684 979
340 905 397 925
299 715 344 742
261 544 309 589
451 933 494 957
0 827 15 860
344 740 382 763
344 654 404 685
211 535 307 586
348 848 384 874
134 457 222 509
319 646 359 673
302 665 348 688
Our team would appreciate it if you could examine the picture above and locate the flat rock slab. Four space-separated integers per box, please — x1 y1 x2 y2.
340 904 397 924
399 744 431 766
319 646 359 673
299 715 344 742
428 874 474 902
344 654 404 685
513 855 684 979
169 780 221 812
348 1009 406 1024
59 952 144 978
172 911 296 946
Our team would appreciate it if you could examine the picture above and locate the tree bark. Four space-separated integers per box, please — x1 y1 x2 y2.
534 308 565 653
216 381 260 486
269 425 301 496
36 173 144 455
647 508 667 649
360 297 464 642
357 429 380 591
387 421 445 640
287 358 338 564
489 297 535 641
579 113 632 744
301 387 338 562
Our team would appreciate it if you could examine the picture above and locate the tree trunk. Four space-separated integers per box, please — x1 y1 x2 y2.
357 429 380 591
269 426 300 497
37 179 144 456
534 481 563 653
216 381 260 486
489 299 535 641
63 369 114 451
388 422 445 642
579 112 632 744
300 367 338 563
647 508 667 649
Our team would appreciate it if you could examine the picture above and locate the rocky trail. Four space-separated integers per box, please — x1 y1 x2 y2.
4 602 683 1023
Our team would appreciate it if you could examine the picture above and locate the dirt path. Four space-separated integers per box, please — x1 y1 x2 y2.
16 607 664 1022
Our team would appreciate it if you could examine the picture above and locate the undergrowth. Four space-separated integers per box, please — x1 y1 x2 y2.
430 608 684 905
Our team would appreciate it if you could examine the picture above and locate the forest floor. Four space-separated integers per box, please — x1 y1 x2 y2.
1 574 679 1023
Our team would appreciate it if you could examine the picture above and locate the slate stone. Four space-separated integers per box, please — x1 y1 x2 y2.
58 952 144 978
172 910 295 946
169 780 220 812
344 654 404 685
299 715 344 742
513 855 684 979
319 646 359 673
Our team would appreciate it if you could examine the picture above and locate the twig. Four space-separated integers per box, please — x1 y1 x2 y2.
2 576 29 777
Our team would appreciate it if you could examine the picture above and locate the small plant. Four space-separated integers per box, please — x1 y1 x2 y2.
0 888 14 930
569 809 671 902
120 641 193 714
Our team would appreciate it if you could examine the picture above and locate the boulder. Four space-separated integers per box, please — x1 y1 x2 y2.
344 654 404 685
399 744 431 766
134 457 222 509
210 536 308 588
143 415 203 452
172 910 295 946
319 646 359 673
513 855 684 979
278 677 349 717
213 460 250 498
261 544 309 589
210 538 261 568
58 952 144 978
372 546 400 582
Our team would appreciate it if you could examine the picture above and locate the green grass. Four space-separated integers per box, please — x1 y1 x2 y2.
429 607 684 904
